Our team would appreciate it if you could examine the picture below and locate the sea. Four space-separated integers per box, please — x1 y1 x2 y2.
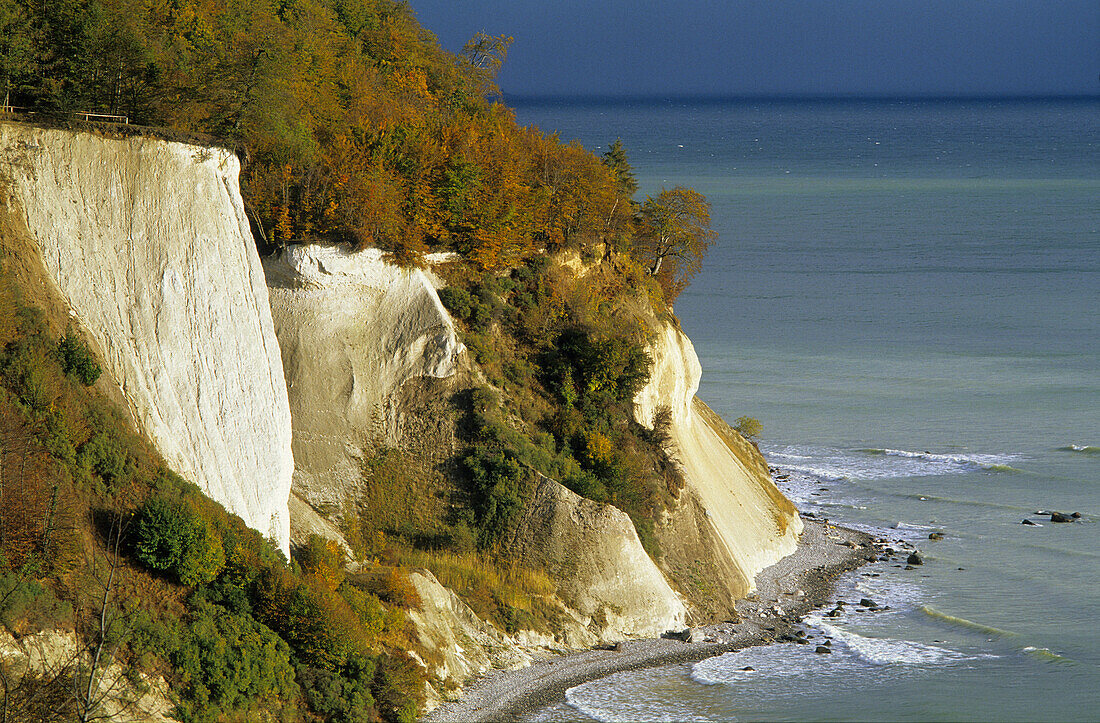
508 96 1100 722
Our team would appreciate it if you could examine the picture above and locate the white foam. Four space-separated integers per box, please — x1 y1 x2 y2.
691 645 865 685
564 668 715 722
765 443 1018 483
815 619 996 666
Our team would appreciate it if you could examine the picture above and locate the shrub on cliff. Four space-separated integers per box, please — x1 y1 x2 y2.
172 599 298 723
132 495 226 586
56 333 100 386
734 416 763 440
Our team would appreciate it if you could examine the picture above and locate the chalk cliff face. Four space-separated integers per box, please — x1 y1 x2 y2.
262 244 465 511
0 124 294 553
407 570 534 689
636 321 802 604
506 473 687 640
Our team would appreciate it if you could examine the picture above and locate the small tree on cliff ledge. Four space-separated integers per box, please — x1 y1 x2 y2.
636 186 717 302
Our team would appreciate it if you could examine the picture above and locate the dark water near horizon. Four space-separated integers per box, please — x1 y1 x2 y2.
509 97 1100 721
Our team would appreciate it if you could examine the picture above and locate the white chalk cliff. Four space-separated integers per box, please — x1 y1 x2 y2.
262 244 464 510
506 473 687 640
636 321 802 598
0 123 294 554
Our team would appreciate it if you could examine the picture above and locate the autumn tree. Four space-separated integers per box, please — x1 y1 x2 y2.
460 32 512 98
635 186 717 301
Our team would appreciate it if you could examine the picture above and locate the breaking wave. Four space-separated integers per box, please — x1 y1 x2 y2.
814 618 997 666
919 605 1017 637
1058 444 1100 456
764 444 1020 482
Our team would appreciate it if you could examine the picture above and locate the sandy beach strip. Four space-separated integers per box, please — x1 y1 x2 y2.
423 519 876 722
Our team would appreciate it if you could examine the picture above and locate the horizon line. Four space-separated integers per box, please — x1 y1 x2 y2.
504 92 1100 104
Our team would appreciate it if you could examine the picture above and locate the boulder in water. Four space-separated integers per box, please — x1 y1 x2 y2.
928 532 944 540
815 645 832 654
1050 512 1074 523
1021 519 1038 526
907 552 924 565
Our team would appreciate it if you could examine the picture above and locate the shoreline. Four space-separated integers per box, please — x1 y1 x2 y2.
423 518 878 722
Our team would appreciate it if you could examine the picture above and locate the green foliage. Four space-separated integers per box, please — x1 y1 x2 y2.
541 327 651 411
734 415 762 440
603 138 638 198
172 599 298 723
437 286 472 321
297 654 377 723
132 495 225 586
462 446 526 548
56 333 101 386
0 570 74 634
77 430 129 485
636 186 717 301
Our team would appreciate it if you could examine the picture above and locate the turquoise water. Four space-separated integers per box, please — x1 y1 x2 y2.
512 98 1100 721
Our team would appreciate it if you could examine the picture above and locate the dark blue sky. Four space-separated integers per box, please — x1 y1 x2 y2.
409 1 1099 97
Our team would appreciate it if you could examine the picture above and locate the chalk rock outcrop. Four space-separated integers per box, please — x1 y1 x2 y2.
0 124 294 553
506 474 687 640
263 244 464 510
407 570 533 690
636 321 802 603
0 628 174 721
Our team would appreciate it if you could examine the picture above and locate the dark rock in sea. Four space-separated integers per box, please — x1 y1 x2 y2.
907 552 923 565
1051 512 1074 523
1071 512 1082 519
904 565 915 570
859 598 878 609
825 608 841 618
928 532 944 540
741 666 755 671
1022 519 1038 525
802 511 816 518
815 646 832 654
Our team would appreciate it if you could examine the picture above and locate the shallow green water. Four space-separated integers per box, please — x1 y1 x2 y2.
512 97 1100 721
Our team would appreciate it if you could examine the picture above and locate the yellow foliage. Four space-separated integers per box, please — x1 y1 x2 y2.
583 430 614 466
